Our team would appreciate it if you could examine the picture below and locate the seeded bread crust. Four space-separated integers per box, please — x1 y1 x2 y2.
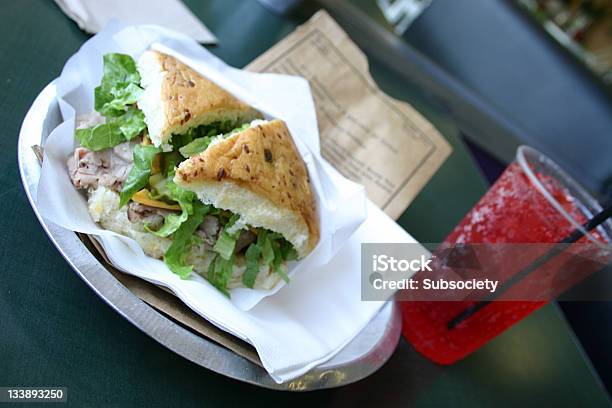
137 50 261 146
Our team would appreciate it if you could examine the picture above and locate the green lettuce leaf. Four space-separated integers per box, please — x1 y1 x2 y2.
242 244 262 288
212 213 242 260
103 83 143 114
213 231 237 260
151 151 183 183
146 177 197 237
258 230 275 266
170 123 217 151
78 53 146 150
178 123 253 158
217 256 235 293
146 211 188 238
94 53 142 115
178 136 215 158
280 240 299 261
225 213 241 230
227 122 251 135
147 173 169 199
271 239 289 283
75 121 125 151
166 177 196 208
207 253 234 296
164 201 210 278
170 132 196 151
207 254 221 286
116 107 146 140
119 144 161 207
74 107 146 151
256 230 292 283
101 53 141 86
94 86 119 117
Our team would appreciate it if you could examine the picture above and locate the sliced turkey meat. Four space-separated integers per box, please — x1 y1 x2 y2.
235 230 256 253
196 215 220 246
127 202 174 231
67 141 135 191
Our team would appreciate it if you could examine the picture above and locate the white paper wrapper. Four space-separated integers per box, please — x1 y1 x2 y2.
36 22 417 382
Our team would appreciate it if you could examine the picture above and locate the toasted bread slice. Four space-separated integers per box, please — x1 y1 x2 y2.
137 50 261 148
174 119 319 257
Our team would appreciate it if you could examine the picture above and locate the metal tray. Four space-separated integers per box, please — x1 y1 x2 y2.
17 81 402 391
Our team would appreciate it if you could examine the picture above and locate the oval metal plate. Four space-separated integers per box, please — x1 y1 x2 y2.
17 81 402 391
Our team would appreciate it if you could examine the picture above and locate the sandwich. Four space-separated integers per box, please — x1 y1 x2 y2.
67 51 319 295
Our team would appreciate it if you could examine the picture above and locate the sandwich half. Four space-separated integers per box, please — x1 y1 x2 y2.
175 119 319 259
68 51 318 295
137 50 261 148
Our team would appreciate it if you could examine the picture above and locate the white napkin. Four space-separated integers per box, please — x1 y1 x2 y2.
36 22 417 382
54 0 217 44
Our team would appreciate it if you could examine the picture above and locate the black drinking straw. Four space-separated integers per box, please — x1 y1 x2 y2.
446 204 612 330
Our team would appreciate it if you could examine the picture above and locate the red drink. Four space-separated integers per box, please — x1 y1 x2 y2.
400 146 610 364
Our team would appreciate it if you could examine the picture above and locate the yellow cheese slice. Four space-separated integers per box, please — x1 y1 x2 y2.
132 189 180 211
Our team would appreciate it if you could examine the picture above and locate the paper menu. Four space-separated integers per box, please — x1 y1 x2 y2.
247 11 451 219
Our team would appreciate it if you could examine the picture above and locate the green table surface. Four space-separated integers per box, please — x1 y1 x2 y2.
0 1 609 407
